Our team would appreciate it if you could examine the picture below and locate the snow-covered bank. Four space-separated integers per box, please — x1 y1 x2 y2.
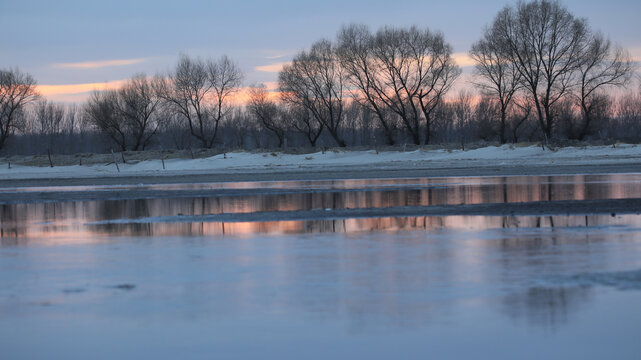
1 144 640 182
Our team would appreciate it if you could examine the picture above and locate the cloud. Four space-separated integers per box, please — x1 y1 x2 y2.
260 49 295 60
36 79 281 104
228 83 283 105
52 58 146 69
264 54 287 60
37 80 129 95
36 80 129 102
452 53 475 68
255 62 291 73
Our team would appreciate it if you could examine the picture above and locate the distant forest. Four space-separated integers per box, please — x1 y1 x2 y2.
1 0 639 156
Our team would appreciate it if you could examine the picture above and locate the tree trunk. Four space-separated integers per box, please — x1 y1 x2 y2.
532 95 547 141
500 111 507 144
372 106 395 146
578 103 591 141
327 128 347 147
380 121 395 145
544 105 553 141
424 117 431 145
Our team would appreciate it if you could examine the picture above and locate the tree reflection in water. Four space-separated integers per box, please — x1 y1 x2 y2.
501 286 593 330
1 174 641 244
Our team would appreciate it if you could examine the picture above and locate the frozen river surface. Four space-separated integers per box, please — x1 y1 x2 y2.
1 174 641 359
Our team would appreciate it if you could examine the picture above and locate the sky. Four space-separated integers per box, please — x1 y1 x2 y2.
1 0 640 103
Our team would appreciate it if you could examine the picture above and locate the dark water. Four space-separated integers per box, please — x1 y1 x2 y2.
1 174 641 359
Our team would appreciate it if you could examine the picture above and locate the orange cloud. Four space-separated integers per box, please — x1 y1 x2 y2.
255 61 291 73
37 80 129 95
52 58 146 69
230 83 283 105
36 80 130 103
262 81 280 91
36 80 282 105
452 53 476 67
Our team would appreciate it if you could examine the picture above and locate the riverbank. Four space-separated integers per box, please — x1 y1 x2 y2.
1 144 640 187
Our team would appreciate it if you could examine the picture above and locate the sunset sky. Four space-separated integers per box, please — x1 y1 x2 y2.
1 0 640 103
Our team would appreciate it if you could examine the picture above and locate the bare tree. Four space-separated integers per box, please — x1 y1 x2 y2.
470 20 522 144
248 84 286 147
85 90 128 151
158 54 242 148
32 100 65 136
369 27 423 145
118 74 163 150
509 97 533 143
29 100 65 152
575 34 634 140
207 55 244 146
63 104 82 135
0 68 39 150
492 0 590 141
337 24 397 145
616 92 641 122
157 55 212 148
85 74 164 151
414 30 461 145
453 91 474 150
337 24 460 146
280 39 347 147
614 92 641 139
223 107 255 149
473 96 501 141
284 105 323 147
369 26 460 145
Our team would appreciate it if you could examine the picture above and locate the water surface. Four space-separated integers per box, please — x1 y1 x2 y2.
1 174 641 359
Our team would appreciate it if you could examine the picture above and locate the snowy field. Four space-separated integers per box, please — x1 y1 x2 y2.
1 144 641 181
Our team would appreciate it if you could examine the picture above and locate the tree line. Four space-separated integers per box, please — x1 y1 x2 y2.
1 0 638 155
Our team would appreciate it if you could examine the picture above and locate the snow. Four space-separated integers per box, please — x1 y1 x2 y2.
1 144 640 180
